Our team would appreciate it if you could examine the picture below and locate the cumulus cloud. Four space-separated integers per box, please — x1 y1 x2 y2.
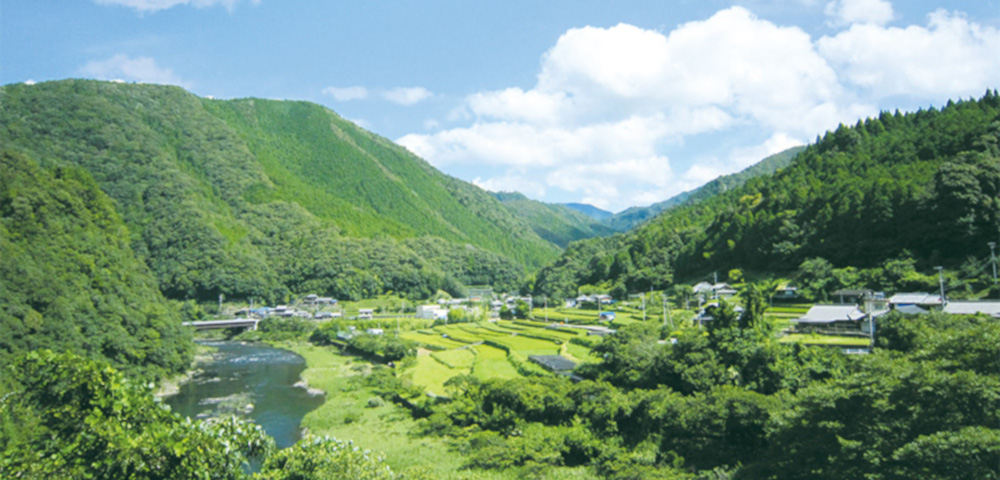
474 176 547 198
93 0 258 13
399 5 997 211
825 0 894 26
322 86 369 101
79 54 189 87
383 87 433 106
818 9 1000 98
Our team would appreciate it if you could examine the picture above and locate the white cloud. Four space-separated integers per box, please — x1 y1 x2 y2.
819 10 1000 98
825 0 894 26
467 88 567 125
383 87 433 106
473 176 547 198
79 54 189 87
23 79 36 85
399 5 998 212
93 0 258 13
322 86 369 101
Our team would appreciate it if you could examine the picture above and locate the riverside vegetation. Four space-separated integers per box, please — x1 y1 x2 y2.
1 81 999 478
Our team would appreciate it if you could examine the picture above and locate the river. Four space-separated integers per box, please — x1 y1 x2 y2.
164 341 325 449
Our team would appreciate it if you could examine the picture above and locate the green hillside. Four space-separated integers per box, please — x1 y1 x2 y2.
0 150 192 379
602 145 805 232
493 191 618 247
533 92 1000 298
0 80 559 301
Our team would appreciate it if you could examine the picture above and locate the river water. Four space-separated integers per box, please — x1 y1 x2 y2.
164 341 325 449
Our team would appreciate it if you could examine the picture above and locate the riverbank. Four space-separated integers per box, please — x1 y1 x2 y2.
284 343 521 480
154 344 216 398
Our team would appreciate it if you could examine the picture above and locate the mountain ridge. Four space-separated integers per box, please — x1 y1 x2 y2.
0 79 558 301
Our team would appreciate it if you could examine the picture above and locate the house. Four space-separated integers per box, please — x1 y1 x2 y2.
598 311 616 322
416 305 449 320
942 301 1000 318
794 304 888 334
889 293 944 310
302 295 336 305
358 308 374 320
694 282 737 299
365 328 384 336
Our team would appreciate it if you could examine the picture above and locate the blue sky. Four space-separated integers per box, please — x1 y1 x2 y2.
3 0 999 212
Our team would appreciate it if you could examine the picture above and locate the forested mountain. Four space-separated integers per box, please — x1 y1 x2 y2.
493 192 618 247
0 150 192 379
602 146 806 232
534 93 1000 299
0 80 560 301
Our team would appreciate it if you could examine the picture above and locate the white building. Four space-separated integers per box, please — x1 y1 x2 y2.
416 305 448 320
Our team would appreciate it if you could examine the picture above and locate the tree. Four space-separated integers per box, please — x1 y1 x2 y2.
0 350 273 480
796 257 834 301
257 435 427 480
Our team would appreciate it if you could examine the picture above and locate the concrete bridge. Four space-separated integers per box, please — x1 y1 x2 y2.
182 318 259 331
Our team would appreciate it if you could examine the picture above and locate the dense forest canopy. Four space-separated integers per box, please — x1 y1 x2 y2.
0 79 561 302
0 150 192 379
533 92 1000 299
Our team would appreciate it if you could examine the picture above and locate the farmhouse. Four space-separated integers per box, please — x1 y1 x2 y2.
694 282 738 299
358 308 374 320
941 301 1000 318
416 304 448 320
889 293 943 309
794 304 888 334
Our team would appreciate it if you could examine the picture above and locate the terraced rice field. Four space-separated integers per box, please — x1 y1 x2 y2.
471 344 521 380
401 320 598 395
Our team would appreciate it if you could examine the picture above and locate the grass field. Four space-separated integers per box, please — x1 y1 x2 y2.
285 344 525 479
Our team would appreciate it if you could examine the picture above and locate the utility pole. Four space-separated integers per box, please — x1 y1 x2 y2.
219 293 224 316
935 266 946 306
641 292 646 321
544 296 548 322
989 242 997 288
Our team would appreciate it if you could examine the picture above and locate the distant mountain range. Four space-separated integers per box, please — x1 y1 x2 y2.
495 145 806 239
561 203 614 221
600 146 806 232
492 192 617 248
